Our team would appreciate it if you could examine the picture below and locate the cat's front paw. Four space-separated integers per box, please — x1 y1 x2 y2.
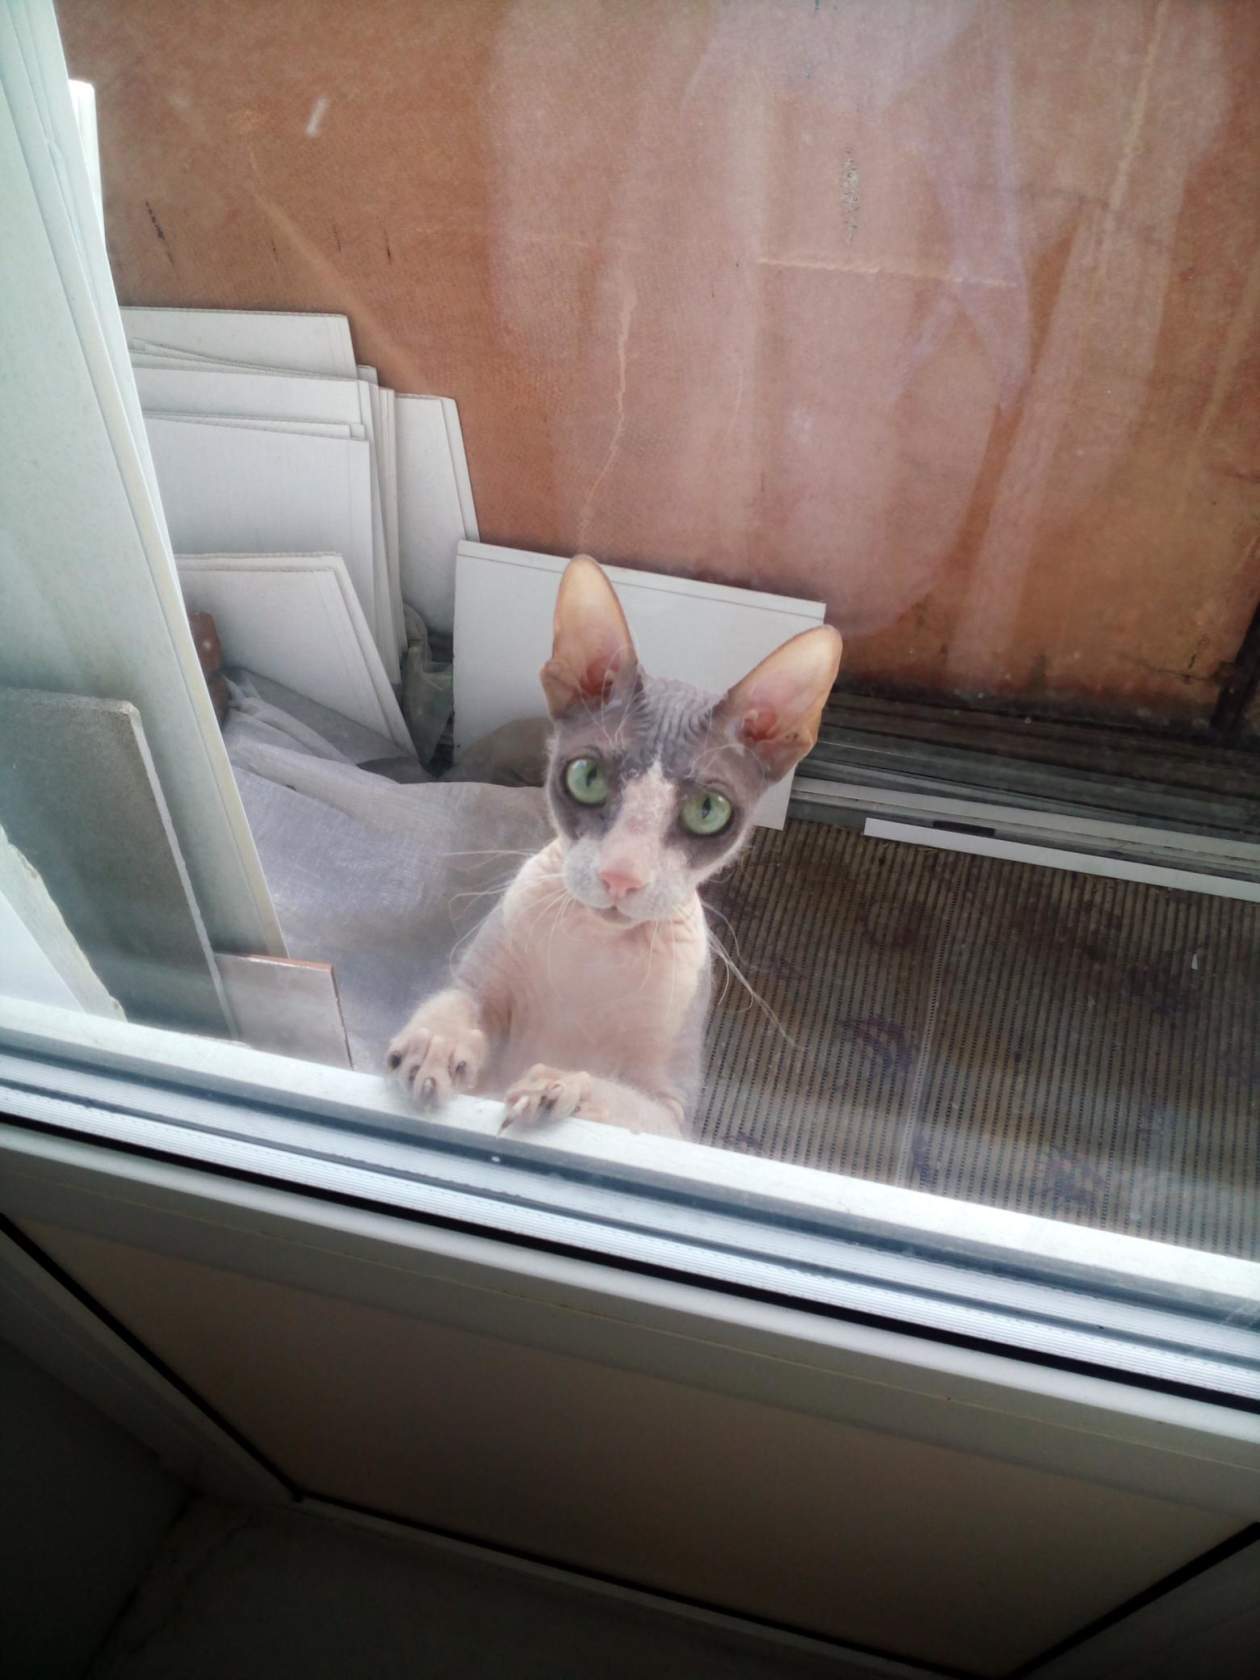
388 1004 487 1111
500 1065 608 1131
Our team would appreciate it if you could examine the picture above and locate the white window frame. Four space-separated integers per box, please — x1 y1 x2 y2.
2 997 1258 1520
3 1008 1258 1679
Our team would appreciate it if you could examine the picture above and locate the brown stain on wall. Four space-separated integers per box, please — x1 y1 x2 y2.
59 0 1260 723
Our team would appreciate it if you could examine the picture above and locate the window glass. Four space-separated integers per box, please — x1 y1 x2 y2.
2 0 1257 1351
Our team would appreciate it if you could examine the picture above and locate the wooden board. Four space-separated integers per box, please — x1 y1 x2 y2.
216 953 350 1068
62 0 1260 725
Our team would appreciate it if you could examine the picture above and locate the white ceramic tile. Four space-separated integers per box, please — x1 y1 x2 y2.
152 412 358 440
359 379 405 655
134 364 366 426
176 554 412 752
136 363 400 664
129 344 323 376
145 415 390 674
442 397 479 542
396 393 471 634
122 307 357 377
378 387 405 653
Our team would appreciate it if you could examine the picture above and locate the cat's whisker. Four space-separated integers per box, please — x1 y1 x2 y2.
702 901 744 966
709 934 734 1010
450 880 517 920
444 865 528 938
448 895 507 962
448 879 518 906
440 847 539 862
708 931 747 1017
540 887 577 985
642 914 661 995
708 927 798 1050
446 867 565 958
537 894 574 942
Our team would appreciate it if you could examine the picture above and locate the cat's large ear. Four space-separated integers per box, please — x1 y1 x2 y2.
540 554 639 718
715 624 843 781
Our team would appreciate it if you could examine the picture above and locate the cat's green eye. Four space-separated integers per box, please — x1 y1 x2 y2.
681 788 733 837
564 757 609 806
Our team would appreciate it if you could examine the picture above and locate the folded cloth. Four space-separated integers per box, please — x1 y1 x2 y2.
223 680 549 1071
226 670 407 766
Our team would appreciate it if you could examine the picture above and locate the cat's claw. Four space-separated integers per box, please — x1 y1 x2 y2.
388 1017 487 1110
500 1065 605 1131
499 1095 529 1133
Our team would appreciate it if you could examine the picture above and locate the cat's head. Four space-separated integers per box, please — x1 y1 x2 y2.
540 555 842 924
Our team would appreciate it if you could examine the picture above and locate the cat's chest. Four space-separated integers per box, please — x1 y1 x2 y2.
494 880 708 1073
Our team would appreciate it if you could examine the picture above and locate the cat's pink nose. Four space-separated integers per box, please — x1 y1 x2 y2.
599 865 645 902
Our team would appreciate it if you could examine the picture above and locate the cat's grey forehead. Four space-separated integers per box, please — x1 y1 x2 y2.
555 672 716 773
631 673 721 759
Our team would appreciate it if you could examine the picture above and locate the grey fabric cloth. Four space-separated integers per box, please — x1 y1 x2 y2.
227 672 411 768
223 685 549 1071
359 756 433 784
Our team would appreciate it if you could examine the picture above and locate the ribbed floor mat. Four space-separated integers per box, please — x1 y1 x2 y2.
697 820 1259 1260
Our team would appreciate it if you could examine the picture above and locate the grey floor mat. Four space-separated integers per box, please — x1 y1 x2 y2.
698 820 1260 1260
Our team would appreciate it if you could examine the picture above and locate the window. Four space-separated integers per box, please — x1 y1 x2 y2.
2 0 1257 1413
